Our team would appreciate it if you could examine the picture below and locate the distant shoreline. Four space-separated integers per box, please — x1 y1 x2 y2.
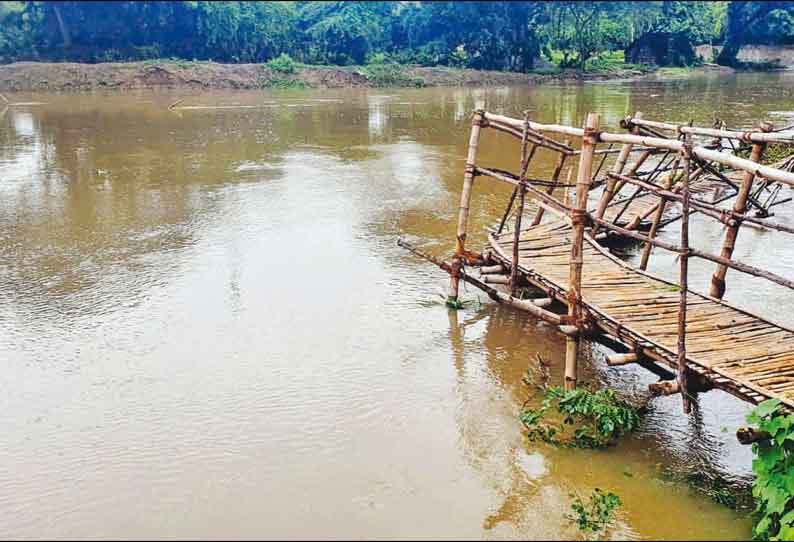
0 60 720 93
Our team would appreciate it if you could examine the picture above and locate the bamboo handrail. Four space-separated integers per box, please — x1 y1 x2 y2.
624 117 794 145
482 112 794 186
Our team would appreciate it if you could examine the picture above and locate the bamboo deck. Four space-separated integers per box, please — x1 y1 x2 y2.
489 214 794 408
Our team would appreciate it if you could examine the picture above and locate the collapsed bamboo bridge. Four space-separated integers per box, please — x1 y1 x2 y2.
400 108 794 425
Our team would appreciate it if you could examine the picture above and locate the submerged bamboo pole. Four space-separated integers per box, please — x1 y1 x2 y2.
709 122 772 299
530 140 570 226
450 110 484 304
565 113 600 391
593 112 642 234
678 136 693 414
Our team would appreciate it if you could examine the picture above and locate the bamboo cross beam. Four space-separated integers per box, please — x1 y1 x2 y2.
474 167 574 216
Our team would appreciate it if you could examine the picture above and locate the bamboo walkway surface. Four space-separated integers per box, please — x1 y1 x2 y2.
489 214 794 408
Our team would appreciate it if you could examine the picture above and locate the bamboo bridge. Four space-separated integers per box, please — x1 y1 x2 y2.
400 109 794 429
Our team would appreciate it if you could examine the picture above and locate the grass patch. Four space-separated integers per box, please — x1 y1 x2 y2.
361 62 425 88
259 78 311 90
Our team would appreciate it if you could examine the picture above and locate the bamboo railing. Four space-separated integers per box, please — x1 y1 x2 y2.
439 109 794 413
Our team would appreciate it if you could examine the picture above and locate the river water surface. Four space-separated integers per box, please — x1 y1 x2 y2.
3 71 794 539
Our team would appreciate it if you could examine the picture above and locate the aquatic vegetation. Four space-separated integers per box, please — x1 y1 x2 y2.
745 399 794 541
521 385 643 448
567 488 622 537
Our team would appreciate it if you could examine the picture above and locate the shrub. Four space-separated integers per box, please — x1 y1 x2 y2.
267 53 298 74
746 399 794 541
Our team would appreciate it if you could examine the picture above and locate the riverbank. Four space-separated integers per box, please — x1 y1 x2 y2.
0 60 665 92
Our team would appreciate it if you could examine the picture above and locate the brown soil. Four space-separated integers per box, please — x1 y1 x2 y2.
0 60 653 93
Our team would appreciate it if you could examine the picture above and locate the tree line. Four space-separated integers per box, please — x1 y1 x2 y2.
0 1 792 69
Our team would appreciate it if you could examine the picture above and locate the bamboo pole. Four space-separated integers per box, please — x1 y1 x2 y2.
565 113 600 391
593 112 642 234
482 112 794 186
530 141 570 226
496 143 537 234
450 110 484 304
639 155 682 270
709 122 772 299
624 116 794 145
511 116 531 295
678 136 693 414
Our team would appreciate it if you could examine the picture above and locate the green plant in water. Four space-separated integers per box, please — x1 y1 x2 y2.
567 488 622 537
746 399 794 541
521 386 643 448
445 297 472 310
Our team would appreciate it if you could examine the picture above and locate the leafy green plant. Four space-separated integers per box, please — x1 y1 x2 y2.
267 53 298 74
567 488 622 536
746 399 794 541
521 386 643 448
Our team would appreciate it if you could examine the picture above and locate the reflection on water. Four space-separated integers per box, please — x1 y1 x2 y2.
3 71 794 538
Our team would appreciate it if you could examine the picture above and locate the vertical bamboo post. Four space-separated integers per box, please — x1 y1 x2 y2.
678 136 692 414
565 113 600 391
511 116 531 295
639 155 682 270
593 112 642 234
530 140 570 226
450 109 484 304
709 122 772 299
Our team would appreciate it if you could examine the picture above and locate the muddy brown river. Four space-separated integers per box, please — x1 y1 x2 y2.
3 70 794 539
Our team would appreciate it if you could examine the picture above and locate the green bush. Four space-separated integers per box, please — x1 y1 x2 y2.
267 53 298 74
746 399 794 541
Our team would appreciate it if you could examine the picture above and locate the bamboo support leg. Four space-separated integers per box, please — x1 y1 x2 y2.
678 137 692 414
593 112 642 233
709 122 772 299
511 118 532 295
565 113 599 391
450 110 484 303
639 156 681 270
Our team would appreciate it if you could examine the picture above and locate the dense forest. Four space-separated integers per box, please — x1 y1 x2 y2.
0 1 792 69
